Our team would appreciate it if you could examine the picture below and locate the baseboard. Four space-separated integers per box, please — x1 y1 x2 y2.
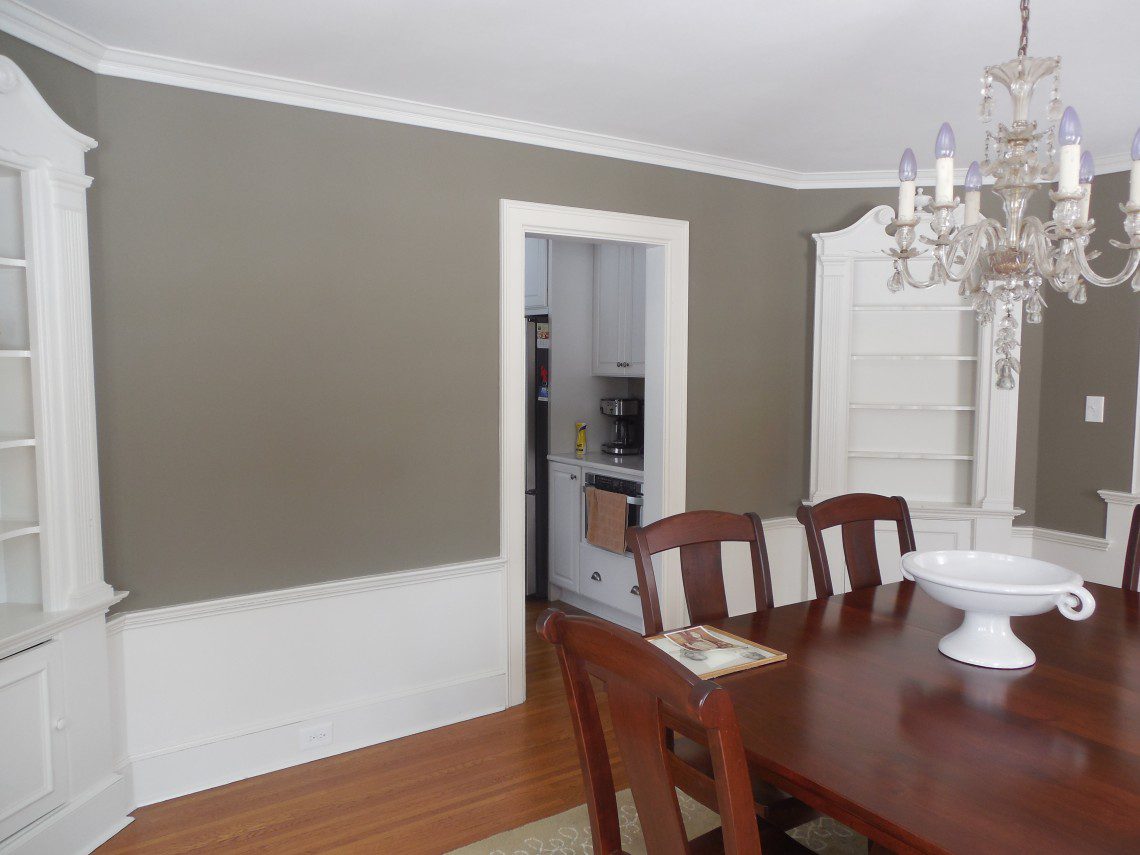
0 774 131 855
127 670 506 807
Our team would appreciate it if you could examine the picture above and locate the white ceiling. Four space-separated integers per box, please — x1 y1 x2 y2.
4 0 1138 183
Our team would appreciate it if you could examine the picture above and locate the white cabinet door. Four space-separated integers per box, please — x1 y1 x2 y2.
592 245 626 375
548 462 580 592
524 237 549 313
0 640 67 841
592 245 645 377
626 247 646 376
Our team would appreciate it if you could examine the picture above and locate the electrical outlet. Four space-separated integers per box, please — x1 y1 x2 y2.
1085 396 1105 423
299 721 333 750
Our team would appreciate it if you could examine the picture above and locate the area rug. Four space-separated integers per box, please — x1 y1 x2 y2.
447 789 865 854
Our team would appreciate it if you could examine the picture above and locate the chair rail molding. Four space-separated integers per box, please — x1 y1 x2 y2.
500 200 689 706
809 205 1022 561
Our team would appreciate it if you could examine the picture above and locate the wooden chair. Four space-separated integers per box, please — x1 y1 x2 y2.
538 609 811 855
626 510 817 832
797 493 916 599
1123 505 1140 592
627 510 774 637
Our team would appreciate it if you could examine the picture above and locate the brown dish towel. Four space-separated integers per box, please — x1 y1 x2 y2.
586 486 629 554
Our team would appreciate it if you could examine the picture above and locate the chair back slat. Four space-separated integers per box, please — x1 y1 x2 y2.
1124 505 1140 593
678 540 730 626
538 609 764 855
797 493 916 598
841 519 881 591
628 510 775 635
607 680 690 854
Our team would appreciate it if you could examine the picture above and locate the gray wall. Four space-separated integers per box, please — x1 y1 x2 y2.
2 31 1056 610
1033 169 1138 535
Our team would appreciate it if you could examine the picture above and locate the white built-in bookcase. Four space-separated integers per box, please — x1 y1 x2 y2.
0 56 113 619
1 163 42 606
809 206 1021 591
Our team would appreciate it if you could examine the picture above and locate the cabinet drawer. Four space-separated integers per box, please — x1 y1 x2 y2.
579 543 643 617
0 640 67 840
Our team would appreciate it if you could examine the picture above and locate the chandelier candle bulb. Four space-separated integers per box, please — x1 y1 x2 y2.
1131 128 1140 205
934 123 956 204
964 161 983 225
1079 151 1095 225
898 148 918 220
1057 107 1083 194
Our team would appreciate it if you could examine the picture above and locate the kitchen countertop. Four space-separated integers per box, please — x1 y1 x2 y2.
547 451 644 478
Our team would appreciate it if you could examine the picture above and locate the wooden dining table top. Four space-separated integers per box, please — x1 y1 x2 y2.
707 581 1140 855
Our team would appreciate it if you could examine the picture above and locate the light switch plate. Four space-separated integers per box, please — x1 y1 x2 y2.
1085 396 1105 423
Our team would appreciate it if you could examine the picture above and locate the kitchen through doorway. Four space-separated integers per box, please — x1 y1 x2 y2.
499 201 689 705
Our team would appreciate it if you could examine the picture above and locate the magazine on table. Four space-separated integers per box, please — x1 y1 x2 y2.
646 625 787 678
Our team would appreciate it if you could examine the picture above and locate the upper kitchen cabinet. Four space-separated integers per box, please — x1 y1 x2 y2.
592 244 645 377
524 236 550 313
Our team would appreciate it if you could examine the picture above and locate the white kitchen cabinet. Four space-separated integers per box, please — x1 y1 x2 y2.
593 244 645 377
0 641 67 842
524 236 550 313
548 461 580 592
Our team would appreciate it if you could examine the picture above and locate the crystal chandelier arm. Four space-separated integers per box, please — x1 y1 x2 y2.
939 220 1002 283
895 253 943 289
1018 217 1062 279
1072 240 1140 288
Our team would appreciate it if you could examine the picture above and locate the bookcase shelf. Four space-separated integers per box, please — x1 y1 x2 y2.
0 519 39 542
851 305 973 312
849 403 976 412
851 354 978 362
848 450 974 461
0 256 26 268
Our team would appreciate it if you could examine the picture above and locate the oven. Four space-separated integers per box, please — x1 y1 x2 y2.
582 471 643 549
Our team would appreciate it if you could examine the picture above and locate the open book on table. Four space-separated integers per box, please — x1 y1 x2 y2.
646 625 787 679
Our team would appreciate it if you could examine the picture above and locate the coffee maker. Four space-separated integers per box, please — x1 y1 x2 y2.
599 397 643 456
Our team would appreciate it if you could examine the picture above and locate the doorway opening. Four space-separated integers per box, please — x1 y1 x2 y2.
499 201 689 705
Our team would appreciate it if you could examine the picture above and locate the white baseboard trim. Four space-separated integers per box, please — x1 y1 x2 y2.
0 773 131 855
110 557 508 809
128 670 505 807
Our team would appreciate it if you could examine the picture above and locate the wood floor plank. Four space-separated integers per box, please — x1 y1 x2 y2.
97 600 622 854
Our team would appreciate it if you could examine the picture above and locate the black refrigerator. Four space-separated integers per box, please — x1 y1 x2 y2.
525 316 550 598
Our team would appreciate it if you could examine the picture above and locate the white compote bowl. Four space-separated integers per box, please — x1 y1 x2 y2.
900 550 1096 669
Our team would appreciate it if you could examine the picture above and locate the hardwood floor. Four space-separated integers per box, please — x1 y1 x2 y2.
97 599 623 854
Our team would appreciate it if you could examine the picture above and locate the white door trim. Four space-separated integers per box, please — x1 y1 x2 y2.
499 200 689 706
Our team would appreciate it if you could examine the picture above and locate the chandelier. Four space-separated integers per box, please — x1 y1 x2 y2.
887 0 1140 388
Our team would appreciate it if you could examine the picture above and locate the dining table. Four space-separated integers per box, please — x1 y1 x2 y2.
707 580 1140 855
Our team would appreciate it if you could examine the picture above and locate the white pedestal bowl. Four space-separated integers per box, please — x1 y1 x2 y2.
901 551 1096 669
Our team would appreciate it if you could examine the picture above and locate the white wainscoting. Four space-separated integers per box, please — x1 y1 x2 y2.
104 497 1133 811
106 558 507 808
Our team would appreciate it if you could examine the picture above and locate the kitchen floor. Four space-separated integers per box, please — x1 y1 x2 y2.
96 599 624 853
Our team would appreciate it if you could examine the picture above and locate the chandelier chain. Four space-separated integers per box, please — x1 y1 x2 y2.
1018 0 1030 58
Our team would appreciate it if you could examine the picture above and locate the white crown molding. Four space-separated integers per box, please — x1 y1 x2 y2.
2 0 1132 191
